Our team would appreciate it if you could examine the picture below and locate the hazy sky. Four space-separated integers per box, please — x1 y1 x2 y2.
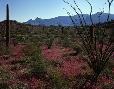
0 0 114 22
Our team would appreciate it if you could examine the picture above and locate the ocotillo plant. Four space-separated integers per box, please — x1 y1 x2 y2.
63 0 114 88
6 4 10 48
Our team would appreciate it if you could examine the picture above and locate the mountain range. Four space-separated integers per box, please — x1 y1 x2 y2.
25 12 114 26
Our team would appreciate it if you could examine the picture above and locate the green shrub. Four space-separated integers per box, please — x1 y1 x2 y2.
62 36 70 48
0 42 10 55
102 83 114 89
24 43 46 77
48 67 66 89
15 82 26 89
23 43 40 56
30 63 46 77
30 50 46 75
0 67 11 81
46 35 54 49
0 82 9 89
48 60 63 67
11 60 26 65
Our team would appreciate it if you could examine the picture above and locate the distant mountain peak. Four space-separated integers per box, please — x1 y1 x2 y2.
29 19 33 21
96 12 103 14
25 12 114 26
35 17 41 20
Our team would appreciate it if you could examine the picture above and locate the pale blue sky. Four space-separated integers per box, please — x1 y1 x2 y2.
0 0 114 22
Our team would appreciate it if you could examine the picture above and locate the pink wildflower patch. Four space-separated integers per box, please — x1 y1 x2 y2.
41 45 86 76
59 58 85 76
10 44 26 58
41 45 64 60
26 77 44 89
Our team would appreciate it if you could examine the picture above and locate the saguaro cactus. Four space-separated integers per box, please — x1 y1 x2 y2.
6 4 10 48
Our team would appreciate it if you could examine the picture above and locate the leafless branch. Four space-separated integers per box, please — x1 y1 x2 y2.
73 0 87 25
85 0 93 25
63 0 84 27
107 0 114 21
63 8 76 25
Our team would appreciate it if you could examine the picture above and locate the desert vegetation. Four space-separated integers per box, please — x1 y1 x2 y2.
0 0 114 89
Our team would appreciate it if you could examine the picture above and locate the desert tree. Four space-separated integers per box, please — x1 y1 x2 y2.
63 0 114 88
